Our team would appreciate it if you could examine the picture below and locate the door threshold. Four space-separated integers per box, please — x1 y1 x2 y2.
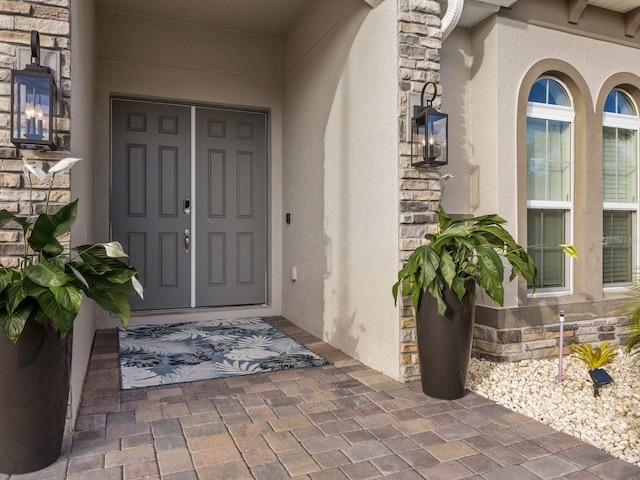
104 305 274 329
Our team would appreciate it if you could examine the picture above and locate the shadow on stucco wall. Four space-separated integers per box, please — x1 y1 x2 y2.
441 28 477 215
281 0 373 360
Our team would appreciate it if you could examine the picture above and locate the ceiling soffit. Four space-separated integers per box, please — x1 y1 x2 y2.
95 0 385 37
94 0 315 37
444 0 640 32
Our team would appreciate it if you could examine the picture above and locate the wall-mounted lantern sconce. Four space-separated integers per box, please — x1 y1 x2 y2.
411 82 447 167
11 31 57 151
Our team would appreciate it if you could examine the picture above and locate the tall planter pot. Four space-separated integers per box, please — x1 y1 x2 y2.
0 318 70 474
416 281 475 400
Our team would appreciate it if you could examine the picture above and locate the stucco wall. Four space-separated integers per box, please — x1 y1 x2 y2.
281 0 400 378
441 10 640 324
440 28 474 215
94 11 284 327
69 0 97 425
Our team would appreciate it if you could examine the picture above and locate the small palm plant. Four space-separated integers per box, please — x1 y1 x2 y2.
569 342 617 370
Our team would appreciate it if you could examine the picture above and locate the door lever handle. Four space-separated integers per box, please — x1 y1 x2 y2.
184 228 190 254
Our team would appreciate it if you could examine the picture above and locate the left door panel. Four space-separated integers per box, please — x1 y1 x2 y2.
111 100 192 310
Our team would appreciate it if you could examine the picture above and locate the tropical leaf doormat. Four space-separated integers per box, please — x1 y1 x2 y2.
118 317 330 389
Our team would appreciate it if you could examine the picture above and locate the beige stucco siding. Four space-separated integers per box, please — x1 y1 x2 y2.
442 14 640 321
282 0 400 379
94 11 284 327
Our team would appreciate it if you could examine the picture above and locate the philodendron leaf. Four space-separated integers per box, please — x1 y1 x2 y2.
0 210 31 235
0 210 17 228
74 244 129 272
6 281 27 314
28 200 78 256
475 244 504 306
50 284 82 314
451 276 468 302
103 268 137 285
439 250 456 288
82 289 130 328
24 258 72 288
0 270 14 293
68 264 89 289
0 304 33 343
28 286 76 337
111 292 131 327
428 278 447 316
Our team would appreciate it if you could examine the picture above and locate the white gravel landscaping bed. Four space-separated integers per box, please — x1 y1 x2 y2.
466 352 640 466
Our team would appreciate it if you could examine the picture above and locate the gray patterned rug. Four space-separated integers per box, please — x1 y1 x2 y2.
118 317 331 389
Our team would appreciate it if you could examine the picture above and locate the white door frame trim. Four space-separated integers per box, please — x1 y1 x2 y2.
190 106 197 308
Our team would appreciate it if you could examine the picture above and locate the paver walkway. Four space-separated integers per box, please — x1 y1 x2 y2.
5 317 640 479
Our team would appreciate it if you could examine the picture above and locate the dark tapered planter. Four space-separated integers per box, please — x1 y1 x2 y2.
416 281 475 400
0 318 70 474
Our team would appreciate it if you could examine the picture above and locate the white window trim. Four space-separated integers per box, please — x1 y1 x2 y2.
526 208 574 297
603 112 638 129
527 200 571 209
603 89 640 290
603 202 637 210
526 77 575 296
527 104 574 122
602 209 636 289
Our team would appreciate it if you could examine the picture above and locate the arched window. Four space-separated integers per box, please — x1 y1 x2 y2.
526 77 574 291
602 89 638 286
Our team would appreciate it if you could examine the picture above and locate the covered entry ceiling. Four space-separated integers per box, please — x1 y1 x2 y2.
95 0 313 37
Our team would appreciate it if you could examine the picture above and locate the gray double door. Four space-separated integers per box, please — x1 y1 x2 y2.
111 99 267 310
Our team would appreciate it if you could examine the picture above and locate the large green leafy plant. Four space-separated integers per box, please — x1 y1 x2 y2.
393 175 577 314
0 158 143 343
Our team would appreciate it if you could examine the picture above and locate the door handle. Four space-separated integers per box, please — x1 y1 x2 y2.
184 228 190 254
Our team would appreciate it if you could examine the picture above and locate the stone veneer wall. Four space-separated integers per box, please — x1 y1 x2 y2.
473 317 631 362
0 0 72 269
397 0 443 380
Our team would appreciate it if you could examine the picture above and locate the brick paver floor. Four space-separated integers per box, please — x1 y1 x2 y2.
5 317 640 479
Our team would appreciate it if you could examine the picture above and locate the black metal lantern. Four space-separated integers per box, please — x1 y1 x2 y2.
11 31 56 150
411 82 447 167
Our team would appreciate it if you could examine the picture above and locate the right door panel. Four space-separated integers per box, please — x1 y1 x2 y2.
195 108 267 307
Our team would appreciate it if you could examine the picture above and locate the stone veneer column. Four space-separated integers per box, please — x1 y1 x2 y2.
397 0 443 380
0 0 71 268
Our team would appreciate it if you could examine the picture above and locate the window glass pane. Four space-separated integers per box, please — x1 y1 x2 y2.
603 210 632 284
547 79 570 106
604 91 617 113
603 127 637 203
528 79 547 104
605 90 637 115
617 90 636 115
527 209 566 288
527 118 571 201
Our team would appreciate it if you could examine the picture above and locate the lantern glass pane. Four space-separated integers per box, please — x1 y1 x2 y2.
427 112 447 165
411 116 426 164
13 73 52 144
